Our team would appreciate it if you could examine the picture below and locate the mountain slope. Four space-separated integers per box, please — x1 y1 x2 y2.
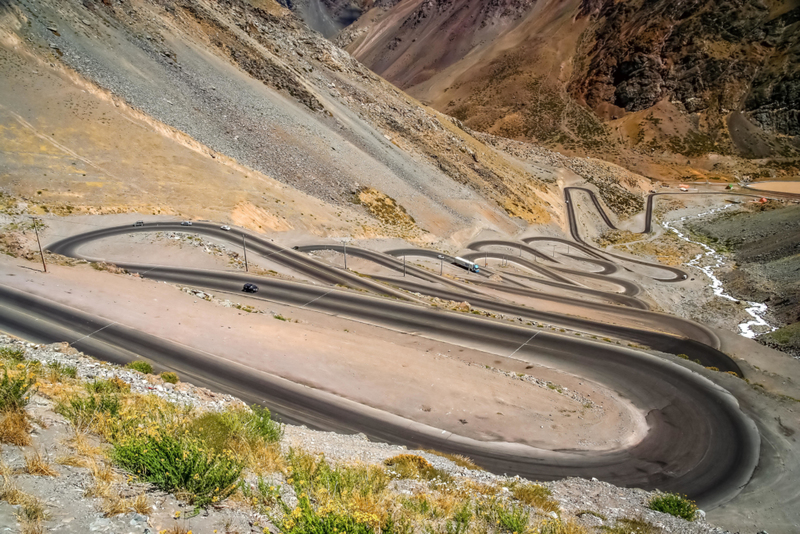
333 0 800 177
0 0 561 243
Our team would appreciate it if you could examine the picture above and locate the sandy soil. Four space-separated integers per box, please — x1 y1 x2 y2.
746 181 800 194
0 234 647 452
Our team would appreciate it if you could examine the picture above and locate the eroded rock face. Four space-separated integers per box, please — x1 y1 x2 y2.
572 0 800 136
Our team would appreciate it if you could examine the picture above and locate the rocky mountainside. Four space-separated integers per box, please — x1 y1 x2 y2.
323 0 800 180
0 0 570 243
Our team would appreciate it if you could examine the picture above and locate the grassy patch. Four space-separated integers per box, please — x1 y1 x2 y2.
384 454 450 482
160 371 179 384
278 494 385 534
0 346 26 363
0 409 32 445
423 450 482 471
508 481 559 513
538 517 588 533
648 493 696 521
0 364 36 412
46 361 77 381
126 360 153 374
760 321 800 352
601 517 660 533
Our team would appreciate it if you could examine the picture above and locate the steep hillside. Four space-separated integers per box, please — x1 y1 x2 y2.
331 0 800 179
0 0 560 244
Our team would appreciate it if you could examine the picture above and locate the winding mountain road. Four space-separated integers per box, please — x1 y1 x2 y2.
0 219 762 508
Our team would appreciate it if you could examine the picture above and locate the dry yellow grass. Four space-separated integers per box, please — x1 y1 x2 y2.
1 475 47 532
63 429 103 458
423 449 483 470
132 493 151 515
0 409 32 445
56 454 92 468
535 516 588 534
83 459 119 499
509 481 560 513
1 478 28 505
101 491 131 517
461 478 500 496
24 449 58 477
19 519 44 534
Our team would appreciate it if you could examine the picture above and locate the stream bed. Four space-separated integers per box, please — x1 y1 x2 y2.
662 205 776 339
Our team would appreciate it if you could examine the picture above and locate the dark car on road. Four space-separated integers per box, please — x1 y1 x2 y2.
243 283 259 293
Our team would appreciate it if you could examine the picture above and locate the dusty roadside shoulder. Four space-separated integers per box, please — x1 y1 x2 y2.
0 335 726 534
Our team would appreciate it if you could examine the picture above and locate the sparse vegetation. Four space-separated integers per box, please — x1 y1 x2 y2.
601 517 660 533
423 450 482 471
24 449 58 477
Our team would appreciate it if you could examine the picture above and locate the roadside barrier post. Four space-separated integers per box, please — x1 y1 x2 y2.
242 234 248 272
32 218 47 273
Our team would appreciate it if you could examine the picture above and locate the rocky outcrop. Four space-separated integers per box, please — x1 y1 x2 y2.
571 0 800 138
332 0 799 163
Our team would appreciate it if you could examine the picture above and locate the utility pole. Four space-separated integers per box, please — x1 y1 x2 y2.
403 255 406 277
32 218 46 273
438 255 443 275
242 234 249 272
343 241 347 270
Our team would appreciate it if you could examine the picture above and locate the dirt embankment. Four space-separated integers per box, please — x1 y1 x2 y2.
687 200 800 355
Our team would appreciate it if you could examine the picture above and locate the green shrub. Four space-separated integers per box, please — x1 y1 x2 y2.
85 378 127 395
0 366 36 412
126 360 153 374
287 449 389 499
648 493 697 521
0 347 26 363
489 501 529 533
445 501 472 534
238 476 282 513
112 430 243 507
248 404 283 443
188 406 283 455
160 371 179 384
278 494 378 533
58 391 122 426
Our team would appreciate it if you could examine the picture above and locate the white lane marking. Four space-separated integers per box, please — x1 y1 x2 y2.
508 331 540 358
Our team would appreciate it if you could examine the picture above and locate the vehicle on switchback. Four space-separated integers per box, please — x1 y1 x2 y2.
454 257 480 273
181 221 193 226
243 283 259 293
220 225 231 231
133 220 144 227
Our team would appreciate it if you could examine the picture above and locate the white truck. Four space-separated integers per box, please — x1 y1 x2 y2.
454 257 480 273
